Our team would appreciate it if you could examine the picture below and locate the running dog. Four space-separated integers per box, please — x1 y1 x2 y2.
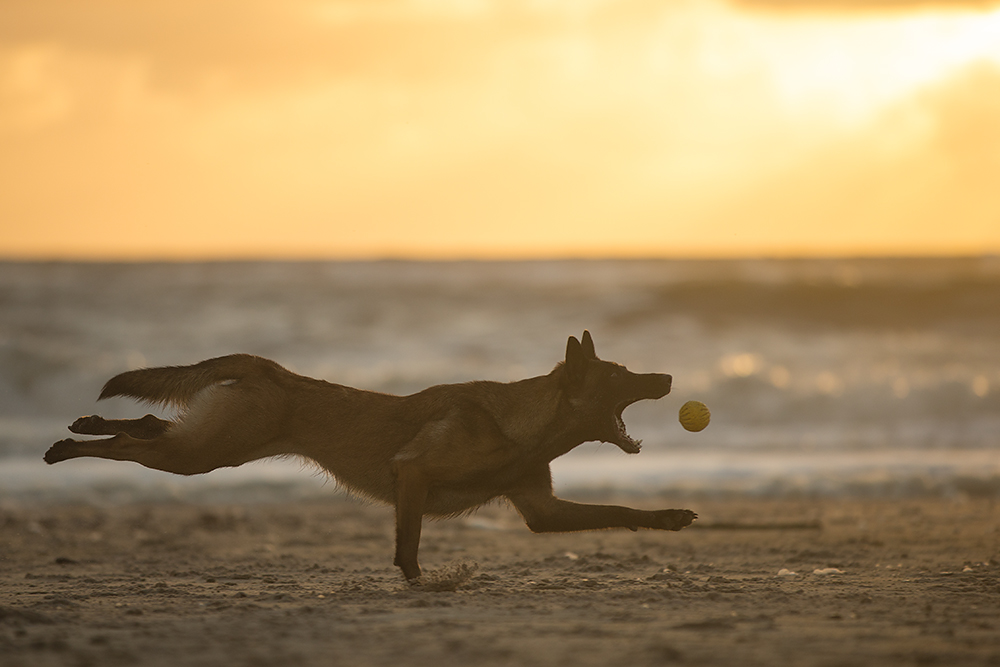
45 331 696 579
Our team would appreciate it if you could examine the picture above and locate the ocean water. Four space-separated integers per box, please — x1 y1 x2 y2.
1 258 998 503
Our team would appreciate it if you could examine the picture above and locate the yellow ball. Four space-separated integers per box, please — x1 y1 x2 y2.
679 400 711 432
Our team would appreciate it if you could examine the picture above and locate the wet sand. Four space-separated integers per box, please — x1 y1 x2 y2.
2 495 998 666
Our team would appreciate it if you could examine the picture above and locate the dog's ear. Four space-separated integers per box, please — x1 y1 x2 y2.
581 330 597 359
565 335 587 384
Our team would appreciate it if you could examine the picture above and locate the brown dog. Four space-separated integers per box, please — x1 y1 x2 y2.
45 331 696 579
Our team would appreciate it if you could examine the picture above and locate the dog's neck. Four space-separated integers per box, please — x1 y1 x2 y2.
499 368 603 462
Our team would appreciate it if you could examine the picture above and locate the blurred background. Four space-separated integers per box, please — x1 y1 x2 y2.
1 0 999 502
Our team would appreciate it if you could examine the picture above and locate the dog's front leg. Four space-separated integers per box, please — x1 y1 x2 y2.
512 492 696 532
392 457 428 580
507 467 696 533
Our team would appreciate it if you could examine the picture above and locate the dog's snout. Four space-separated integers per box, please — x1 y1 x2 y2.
641 372 671 399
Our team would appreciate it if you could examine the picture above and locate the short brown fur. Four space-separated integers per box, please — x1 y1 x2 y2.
45 331 696 579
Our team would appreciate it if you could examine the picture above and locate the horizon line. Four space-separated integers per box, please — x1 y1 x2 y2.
3 253 999 264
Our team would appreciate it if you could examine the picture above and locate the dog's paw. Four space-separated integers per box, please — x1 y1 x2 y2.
44 439 76 465
69 415 104 435
653 509 697 531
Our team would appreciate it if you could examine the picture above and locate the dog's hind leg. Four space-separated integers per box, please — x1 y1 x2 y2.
44 430 262 476
69 414 172 439
507 466 696 533
49 380 294 474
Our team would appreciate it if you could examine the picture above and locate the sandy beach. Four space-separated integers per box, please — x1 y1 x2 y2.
2 494 998 667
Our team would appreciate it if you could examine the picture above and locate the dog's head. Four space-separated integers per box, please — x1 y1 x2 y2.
562 330 672 454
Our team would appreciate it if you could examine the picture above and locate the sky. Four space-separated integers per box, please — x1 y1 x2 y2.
2 0 1000 260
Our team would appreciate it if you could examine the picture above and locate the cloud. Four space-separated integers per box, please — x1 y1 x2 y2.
924 63 1000 190
677 62 1000 256
2 0 1000 258
0 0 521 95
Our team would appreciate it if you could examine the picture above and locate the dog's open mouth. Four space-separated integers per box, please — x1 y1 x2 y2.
612 399 642 454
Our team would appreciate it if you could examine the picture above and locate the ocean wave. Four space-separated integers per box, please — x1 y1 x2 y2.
2 259 998 501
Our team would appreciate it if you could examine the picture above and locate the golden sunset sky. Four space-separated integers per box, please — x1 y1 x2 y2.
2 0 999 259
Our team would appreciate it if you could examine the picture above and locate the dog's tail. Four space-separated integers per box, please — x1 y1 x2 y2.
99 354 272 408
